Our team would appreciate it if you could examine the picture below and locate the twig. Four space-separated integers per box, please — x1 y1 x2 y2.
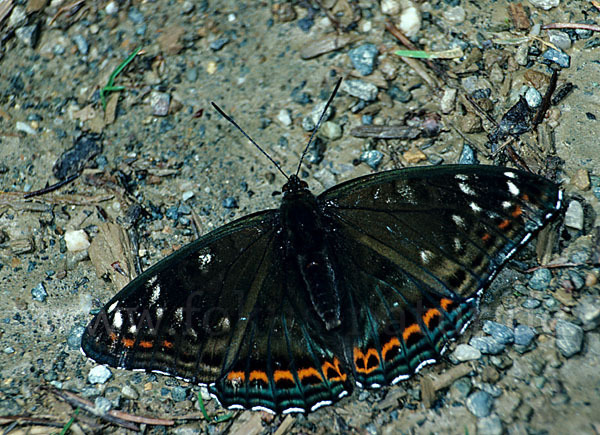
0 415 64 428
542 23 600 32
0 191 113 206
524 261 599 273
49 0 85 25
50 387 175 429
23 173 79 199
532 69 558 127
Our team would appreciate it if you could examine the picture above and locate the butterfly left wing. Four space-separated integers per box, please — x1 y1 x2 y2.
82 209 352 413
317 164 562 387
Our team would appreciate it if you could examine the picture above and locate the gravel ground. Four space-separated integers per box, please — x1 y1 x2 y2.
1 1 599 434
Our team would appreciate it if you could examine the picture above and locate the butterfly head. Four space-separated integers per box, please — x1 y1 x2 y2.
282 175 309 197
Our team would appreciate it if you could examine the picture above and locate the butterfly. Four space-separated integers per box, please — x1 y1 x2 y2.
81 78 563 414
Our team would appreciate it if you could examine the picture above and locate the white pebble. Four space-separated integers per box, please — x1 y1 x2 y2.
64 229 90 252
277 109 292 127
16 121 37 135
399 6 421 38
105 1 118 15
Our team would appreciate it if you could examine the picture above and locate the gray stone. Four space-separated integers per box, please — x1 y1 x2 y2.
88 365 112 384
348 44 379 76
450 377 472 400
320 121 342 140
466 390 493 418
341 79 378 101
542 48 570 68
555 319 584 357
514 324 536 347
452 343 481 362
547 30 572 50
525 87 542 108
440 87 457 114
302 101 332 131
479 382 502 398
483 321 514 345
470 337 505 355
522 298 541 309
67 325 86 349
31 282 48 302
150 91 171 116
94 396 112 414
529 268 552 290
15 24 40 48
277 109 292 127
73 34 89 55
360 150 384 170
529 0 560 10
121 384 139 400
458 144 477 164
564 200 584 230
574 296 600 330
477 414 503 435
171 386 188 402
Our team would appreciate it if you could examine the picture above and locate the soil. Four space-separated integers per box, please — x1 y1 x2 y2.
0 1 599 434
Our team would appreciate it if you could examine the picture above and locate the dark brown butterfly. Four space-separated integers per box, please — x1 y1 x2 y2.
82 79 563 413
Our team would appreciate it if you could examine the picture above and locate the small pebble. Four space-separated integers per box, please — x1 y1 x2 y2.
477 414 503 435
15 24 40 47
222 197 238 209
31 282 48 302
443 6 466 24
470 337 505 355
4 346 15 354
466 390 493 418
16 121 37 135
542 48 570 68
171 386 188 402
514 325 536 347
341 79 378 102
360 150 384 170
547 30 572 51
574 296 600 331
525 87 542 108
348 44 378 76
458 144 478 164
302 101 332 131
380 0 400 15
277 109 292 127
121 385 139 400
73 34 89 55
451 343 481 362
528 268 552 290
209 38 229 51
529 0 560 10
450 377 472 399
440 87 457 114
64 229 90 252
522 298 541 309
150 91 171 117
88 365 112 384
67 325 86 349
398 6 421 38
94 396 112 414
320 121 342 140
127 7 144 24
555 319 583 357
483 321 514 345
105 1 118 15
564 200 584 230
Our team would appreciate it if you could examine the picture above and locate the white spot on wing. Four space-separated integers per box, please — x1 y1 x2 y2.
420 250 433 264
113 310 123 329
174 307 184 324
156 307 164 319
504 171 516 179
107 301 118 313
459 182 476 196
507 180 520 196
455 174 468 181
150 283 161 305
311 400 333 412
452 215 465 227
470 202 482 213
198 253 212 267
128 324 137 334
454 238 462 252
502 201 512 209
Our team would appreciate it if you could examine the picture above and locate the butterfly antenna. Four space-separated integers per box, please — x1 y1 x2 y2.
211 102 289 181
295 77 343 177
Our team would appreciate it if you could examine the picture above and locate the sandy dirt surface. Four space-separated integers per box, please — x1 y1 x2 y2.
0 1 599 433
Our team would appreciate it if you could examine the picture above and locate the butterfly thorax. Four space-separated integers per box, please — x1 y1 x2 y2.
280 175 342 331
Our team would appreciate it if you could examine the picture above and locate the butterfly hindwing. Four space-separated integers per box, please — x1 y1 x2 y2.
319 164 562 387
